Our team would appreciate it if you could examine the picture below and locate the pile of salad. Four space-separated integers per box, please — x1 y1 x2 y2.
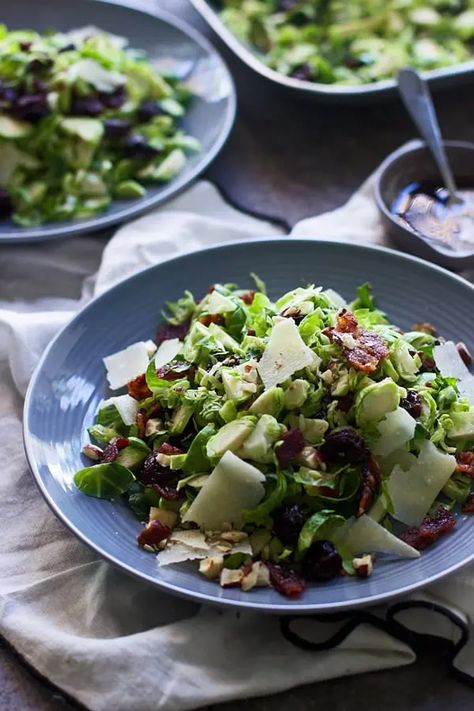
0 25 199 226
75 278 474 598
218 0 474 85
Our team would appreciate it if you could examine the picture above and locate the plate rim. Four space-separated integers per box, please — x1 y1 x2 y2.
23 238 474 613
0 0 236 244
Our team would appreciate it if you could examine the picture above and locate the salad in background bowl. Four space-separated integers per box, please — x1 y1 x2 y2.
74 276 474 599
0 25 200 227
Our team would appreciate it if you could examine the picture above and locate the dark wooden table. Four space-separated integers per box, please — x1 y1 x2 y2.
2 1 474 709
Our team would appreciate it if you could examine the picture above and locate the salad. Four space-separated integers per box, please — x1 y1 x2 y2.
0 25 200 226
74 278 474 598
217 0 474 85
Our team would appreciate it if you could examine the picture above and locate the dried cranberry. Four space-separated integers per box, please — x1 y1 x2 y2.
28 57 53 73
127 373 152 400
70 95 104 117
12 94 50 122
100 86 127 109
462 495 474 514
103 118 132 139
19 41 32 52
337 393 354 413
302 540 342 582
267 562 305 598
152 482 184 501
290 63 313 81
400 507 456 551
247 329 256 336
58 43 76 53
159 443 184 456
198 314 225 326
101 437 129 463
456 451 474 479
137 519 171 547
320 428 369 464
137 100 162 123
276 428 305 468
140 452 174 485
400 390 422 418
0 188 13 217
123 133 160 159
272 503 305 546
156 321 189 344
156 360 195 381
418 352 436 372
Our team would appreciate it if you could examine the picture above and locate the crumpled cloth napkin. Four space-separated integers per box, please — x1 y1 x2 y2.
0 178 473 711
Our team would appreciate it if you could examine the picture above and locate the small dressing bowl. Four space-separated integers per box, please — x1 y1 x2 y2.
375 140 474 269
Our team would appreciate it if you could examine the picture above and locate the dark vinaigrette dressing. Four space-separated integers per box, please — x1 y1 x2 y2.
391 180 474 250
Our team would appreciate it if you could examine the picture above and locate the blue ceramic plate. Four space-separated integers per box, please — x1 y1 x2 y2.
0 0 235 243
24 240 474 613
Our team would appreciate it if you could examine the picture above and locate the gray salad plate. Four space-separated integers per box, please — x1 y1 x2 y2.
24 239 474 613
0 0 235 243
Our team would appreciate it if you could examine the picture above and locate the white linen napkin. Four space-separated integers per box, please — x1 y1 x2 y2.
0 178 473 711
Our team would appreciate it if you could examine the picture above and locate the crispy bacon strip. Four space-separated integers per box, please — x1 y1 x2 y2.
326 309 389 373
399 508 456 551
455 451 474 479
356 455 380 517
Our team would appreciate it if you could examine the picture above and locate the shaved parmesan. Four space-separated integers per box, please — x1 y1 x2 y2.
372 407 417 457
67 59 125 93
154 338 181 368
257 317 318 390
388 440 456 526
145 340 157 357
157 529 252 567
100 394 139 426
103 341 150 390
204 290 236 314
343 515 420 558
182 451 265 530
434 341 474 403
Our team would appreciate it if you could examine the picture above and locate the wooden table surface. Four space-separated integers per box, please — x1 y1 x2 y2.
2 1 474 709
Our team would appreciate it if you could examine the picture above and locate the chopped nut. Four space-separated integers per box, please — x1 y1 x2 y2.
321 369 333 384
241 561 271 591
220 531 248 543
149 507 177 529
352 554 373 578
216 542 233 553
220 567 244 588
412 322 437 336
82 444 103 461
456 341 472 366
145 418 163 437
199 555 224 579
296 446 322 469
156 453 171 467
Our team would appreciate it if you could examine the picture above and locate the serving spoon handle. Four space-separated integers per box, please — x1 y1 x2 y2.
398 68 461 205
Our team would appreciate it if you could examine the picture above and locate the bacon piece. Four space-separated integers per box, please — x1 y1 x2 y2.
156 321 189 345
276 428 305 468
399 508 457 551
128 373 152 400
326 309 388 373
135 401 160 439
241 290 256 305
198 314 225 326
101 437 129 463
267 563 305 598
156 360 195 381
462 495 474 514
356 455 380 517
137 520 171 547
455 451 474 479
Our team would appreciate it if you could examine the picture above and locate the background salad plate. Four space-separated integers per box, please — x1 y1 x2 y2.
24 239 474 613
0 0 235 243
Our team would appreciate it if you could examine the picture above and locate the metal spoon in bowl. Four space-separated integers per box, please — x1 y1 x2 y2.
398 68 463 206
